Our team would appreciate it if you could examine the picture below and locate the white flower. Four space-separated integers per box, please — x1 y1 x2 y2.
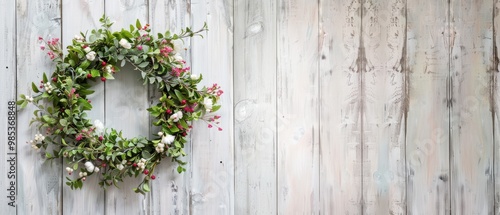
172 39 184 53
122 160 127 164
190 74 200 80
174 53 183 62
105 65 112 73
34 133 45 142
176 111 183 119
94 120 104 134
94 167 100 173
161 134 175 145
26 96 34 102
140 158 146 163
74 35 84 43
158 131 164 137
79 172 88 177
116 164 124 171
83 47 91 53
155 146 164 153
86 51 96 61
65 167 74 173
84 161 95 173
158 143 165 148
203 97 213 112
119 39 131 49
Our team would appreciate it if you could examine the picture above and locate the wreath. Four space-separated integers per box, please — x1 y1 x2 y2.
17 16 223 194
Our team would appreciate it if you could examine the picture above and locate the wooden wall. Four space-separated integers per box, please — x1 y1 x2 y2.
1 0 500 214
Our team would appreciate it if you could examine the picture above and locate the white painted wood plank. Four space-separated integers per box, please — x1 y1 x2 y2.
450 1 494 214
0 0 18 213
494 1 500 213
319 0 362 214
362 0 406 214
234 0 277 214
406 0 450 214
148 0 192 214
277 0 319 214
16 0 63 214
104 0 150 214
190 0 234 214
61 1 105 214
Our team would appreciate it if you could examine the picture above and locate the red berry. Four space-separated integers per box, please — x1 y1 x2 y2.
52 77 57 82
82 177 86 181
101 61 107 66
87 74 92 79
102 163 106 167
182 132 187 136
99 136 103 141
133 163 138 167
166 109 172 114
181 100 186 105
218 127 223 131
143 169 149 175
101 77 106 82
151 175 156 180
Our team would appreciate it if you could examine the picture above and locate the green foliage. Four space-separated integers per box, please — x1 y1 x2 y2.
18 16 221 194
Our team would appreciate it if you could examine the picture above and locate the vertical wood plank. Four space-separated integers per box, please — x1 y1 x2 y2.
495 1 500 213
16 0 63 214
190 0 234 214
362 0 407 214
277 0 319 214
103 0 150 214
148 0 192 214
234 0 277 214
61 1 105 214
319 0 362 214
0 0 18 213
450 0 495 214
406 0 450 214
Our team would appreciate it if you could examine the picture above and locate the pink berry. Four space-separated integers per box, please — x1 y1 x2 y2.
143 169 149 175
101 77 106 82
181 100 186 105
151 175 156 180
166 109 172 114
101 61 107 66
87 74 92 79
98 136 103 141
133 163 138 167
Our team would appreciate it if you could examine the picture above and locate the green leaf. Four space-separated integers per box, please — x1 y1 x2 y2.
136 19 142 29
142 183 150 192
73 163 79 171
60 119 68 126
177 166 185 173
32 82 40 93
103 72 115 80
174 90 185 101
91 69 100 77
138 61 149 68
211 105 221 112
43 73 48 83
80 60 91 70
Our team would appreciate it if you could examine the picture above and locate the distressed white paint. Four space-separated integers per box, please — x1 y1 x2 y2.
277 0 320 214
406 0 451 214
0 0 18 214
103 0 150 214
61 1 105 214
362 0 406 214
16 0 63 214
234 0 277 214
319 0 362 214
450 0 494 214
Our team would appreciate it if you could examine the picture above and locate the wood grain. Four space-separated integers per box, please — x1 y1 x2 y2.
234 0 277 214
277 0 320 214
0 0 18 213
103 0 150 214
450 0 494 214
61 1 105 214
16 0 63 214
148 0 192 214
362 0 407 214
406 0 450 214
319 0 362 214
190 0 234 214
493 0 500 214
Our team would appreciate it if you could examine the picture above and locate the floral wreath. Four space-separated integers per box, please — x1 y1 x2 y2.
17 16 223 194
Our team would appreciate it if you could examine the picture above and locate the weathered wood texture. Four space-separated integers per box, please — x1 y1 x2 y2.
61 1 105 214
16 0 63 214
0 0 18 214
234 0 277 214
8 0 500 214
319 0 362 214
362 0 406 214
450 0 494 214
406 0 451 214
